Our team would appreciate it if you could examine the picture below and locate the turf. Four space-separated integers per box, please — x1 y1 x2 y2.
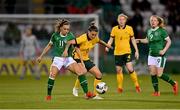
0 74 179 109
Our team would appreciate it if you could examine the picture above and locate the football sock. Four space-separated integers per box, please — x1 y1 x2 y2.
78 75 88 93
74 77 80 89
93 78 101 95
47 77 55 96
151 75 159 92
117 73 123 89
130 71 139 87
159 73 175 86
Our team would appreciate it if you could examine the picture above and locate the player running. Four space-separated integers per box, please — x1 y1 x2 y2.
36 19 94 100
63 23 112 99
105 13 141 93
136 15 178 96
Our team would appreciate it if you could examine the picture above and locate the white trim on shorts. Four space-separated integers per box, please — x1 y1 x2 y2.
148 55 166 68
51 56 76 70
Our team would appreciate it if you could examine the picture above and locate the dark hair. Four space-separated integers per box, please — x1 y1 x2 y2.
88 22 98 32
55 19 70 32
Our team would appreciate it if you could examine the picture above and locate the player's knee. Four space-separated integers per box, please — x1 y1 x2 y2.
95 73 102 79
157 72 163 77
75 68 84 75
116 68 122 73
95 77 102 80
49 72 56 79
128 69 134 74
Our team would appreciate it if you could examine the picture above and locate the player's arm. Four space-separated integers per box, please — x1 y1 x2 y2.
159 36 171 56
36 42 52 63
131 37 139 60
99 39 113 49
136 37 149 44
105 37 114 52
19 39 25 58
74 47 85 67
63 40 76 57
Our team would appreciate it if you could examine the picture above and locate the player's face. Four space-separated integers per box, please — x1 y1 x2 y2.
60 24 70 36
25 28 32 36
150 16 159 28
118 16 127 27
88 31 98 40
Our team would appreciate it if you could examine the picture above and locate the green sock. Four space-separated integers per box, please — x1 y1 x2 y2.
151 75 159 92
78 75 88 93
159 73 175 86
47 78 55 96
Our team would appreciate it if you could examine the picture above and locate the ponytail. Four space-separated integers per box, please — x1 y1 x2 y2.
88 22 98 32
55 19 70 32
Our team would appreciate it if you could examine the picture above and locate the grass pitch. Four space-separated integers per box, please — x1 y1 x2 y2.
0 74 179 109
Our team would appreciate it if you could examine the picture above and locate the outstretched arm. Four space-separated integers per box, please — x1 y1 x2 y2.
136 38 149 44
36 43 52 63
74 47 85 67
105 37 114 52
99 40 113 49
62 40 76 57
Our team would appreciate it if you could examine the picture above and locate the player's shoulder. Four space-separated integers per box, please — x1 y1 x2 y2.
112 25 119 30
51 32 59 37
158 27 167 32
67 32 74 36
79 33 87 38
126 25 133 29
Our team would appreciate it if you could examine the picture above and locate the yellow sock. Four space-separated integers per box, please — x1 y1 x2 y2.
130 71 139 87
117 73 123 89
94 78 101 95
74 77 80 89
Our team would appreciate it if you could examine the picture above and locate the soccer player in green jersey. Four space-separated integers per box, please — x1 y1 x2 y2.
36 19 94 100
136 15 178 96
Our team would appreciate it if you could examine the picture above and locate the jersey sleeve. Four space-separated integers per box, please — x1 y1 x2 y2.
95 36 100 43
110 27 115 38
129 26 134 37
67 32 75 41
161 29 168 40
49 33 55 45
75 34 87 44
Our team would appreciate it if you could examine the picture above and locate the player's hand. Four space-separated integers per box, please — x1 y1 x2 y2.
36 56 42 63
105 47 109 52
81 62 85 68
135 51 139 60
159 50 165 56
62 50 68 57
136 39 140 43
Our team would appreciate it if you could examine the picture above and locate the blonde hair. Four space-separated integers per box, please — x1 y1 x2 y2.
55 19 70 32
117 13 128 21
150 15 165 28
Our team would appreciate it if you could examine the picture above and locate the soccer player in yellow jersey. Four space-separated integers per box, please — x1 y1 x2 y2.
63 23 112 99
105 13 141 93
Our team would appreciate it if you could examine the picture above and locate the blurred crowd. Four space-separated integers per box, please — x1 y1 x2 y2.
0 0 180 46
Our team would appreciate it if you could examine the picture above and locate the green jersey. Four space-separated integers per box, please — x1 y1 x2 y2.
147 27 168 56
50 32 75 57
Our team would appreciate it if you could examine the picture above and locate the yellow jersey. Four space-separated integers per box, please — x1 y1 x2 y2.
74 33 100 60
110 25 134 55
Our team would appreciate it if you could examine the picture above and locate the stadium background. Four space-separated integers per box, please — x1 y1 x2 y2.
0 0 180 109
0 0 180 75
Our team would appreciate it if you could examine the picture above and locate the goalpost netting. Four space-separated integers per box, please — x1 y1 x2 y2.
0 14 100 66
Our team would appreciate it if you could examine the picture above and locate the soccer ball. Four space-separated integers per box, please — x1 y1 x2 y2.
96 82 108 94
